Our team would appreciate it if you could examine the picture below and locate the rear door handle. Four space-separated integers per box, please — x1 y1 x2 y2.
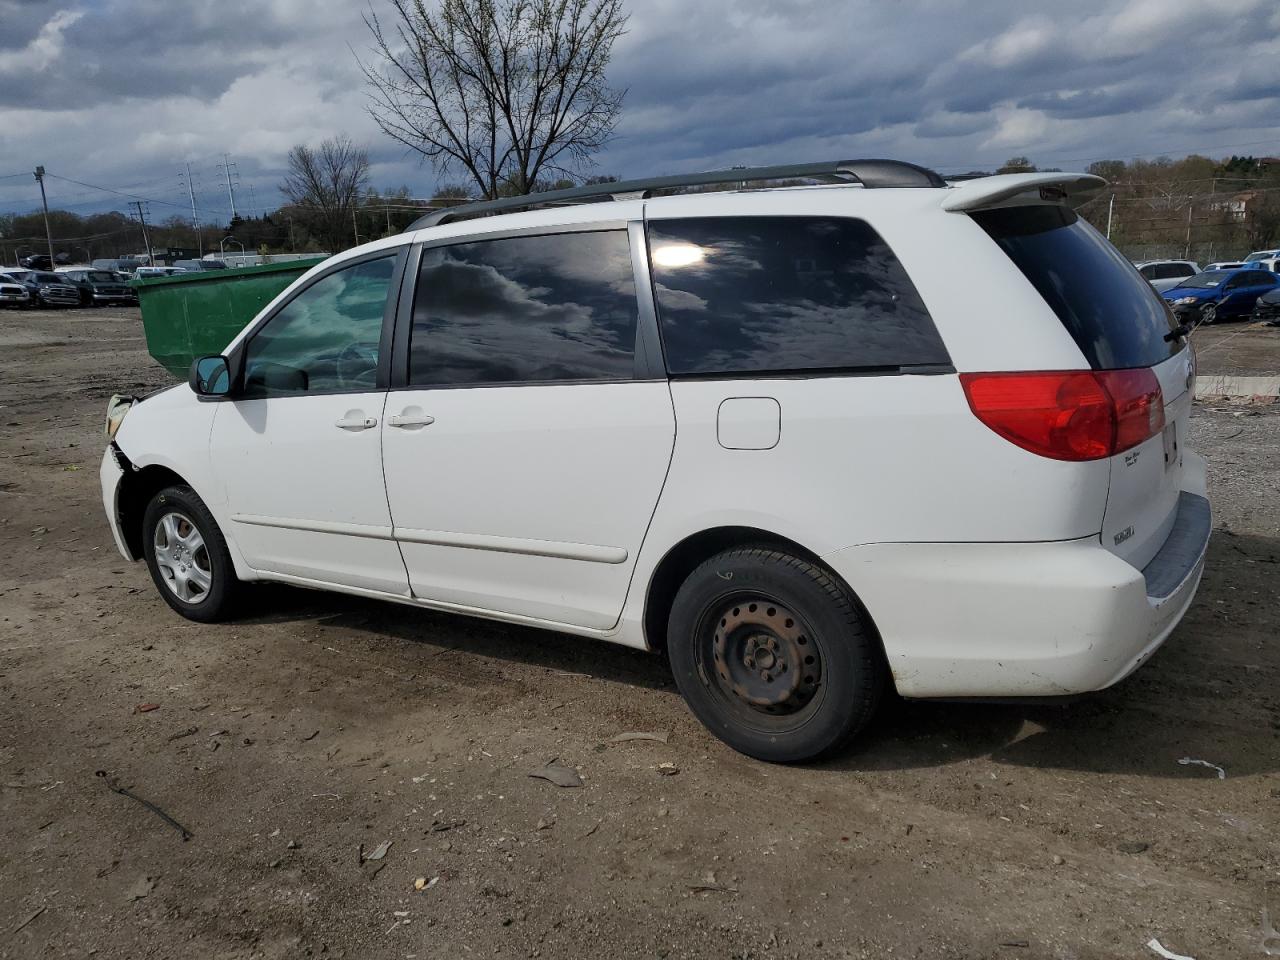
387 413 435 428
335 414 377 431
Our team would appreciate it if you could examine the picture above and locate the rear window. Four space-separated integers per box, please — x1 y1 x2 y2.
648 216 949 376
973 206 1178 369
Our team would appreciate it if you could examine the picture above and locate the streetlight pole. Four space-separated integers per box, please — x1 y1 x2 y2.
33 166 56 268
131 200 154 266
184 161 203 257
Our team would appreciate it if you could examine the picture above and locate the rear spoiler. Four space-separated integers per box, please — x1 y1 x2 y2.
941 173 1106 213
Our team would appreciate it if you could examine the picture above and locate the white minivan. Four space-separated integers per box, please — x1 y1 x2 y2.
100 160 1210 762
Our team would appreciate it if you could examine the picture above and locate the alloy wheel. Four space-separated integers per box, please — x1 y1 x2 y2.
152 511 212 603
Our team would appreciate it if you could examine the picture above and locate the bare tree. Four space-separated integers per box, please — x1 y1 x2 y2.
280 135 371 251
360 0 628 199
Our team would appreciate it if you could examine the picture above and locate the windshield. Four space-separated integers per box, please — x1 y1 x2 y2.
87 271 117 282
32 272 61 282
1180 271 1231 288
1245 252 1276 262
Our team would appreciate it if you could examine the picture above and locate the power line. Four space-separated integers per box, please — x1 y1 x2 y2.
42 172 191 210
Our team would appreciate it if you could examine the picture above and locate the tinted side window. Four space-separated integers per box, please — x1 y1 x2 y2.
243 255 396 397
648 216 948 376
972 206 1178 370
409 231 637 386
1139 264 1158 279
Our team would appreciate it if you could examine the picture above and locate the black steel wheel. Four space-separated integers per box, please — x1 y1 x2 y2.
667 546 885 763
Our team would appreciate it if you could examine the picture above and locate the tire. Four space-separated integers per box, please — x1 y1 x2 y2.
141 484 242 622
666 547 885 763
1200 302 1217 325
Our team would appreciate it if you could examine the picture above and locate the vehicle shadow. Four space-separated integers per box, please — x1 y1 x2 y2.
231 530 1277 780
235 582 676 693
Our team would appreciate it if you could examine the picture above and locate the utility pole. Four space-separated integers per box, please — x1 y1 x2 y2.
385 207 391 235
219 153 239 220
352 202 360 246
33 166 56 268
131 200 154 266
1184 202 1193 261
183 162 203 257
1105 194 1115 240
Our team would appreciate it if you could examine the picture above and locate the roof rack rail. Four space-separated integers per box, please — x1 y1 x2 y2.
406 158 946 230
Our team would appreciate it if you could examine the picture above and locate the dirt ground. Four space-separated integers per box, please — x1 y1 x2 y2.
2 307 1278 960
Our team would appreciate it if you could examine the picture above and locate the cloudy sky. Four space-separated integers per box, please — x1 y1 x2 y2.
2 0 1279 223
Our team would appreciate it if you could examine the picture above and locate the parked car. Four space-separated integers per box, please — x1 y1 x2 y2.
20 254 53 271
133 266 187 280
1243 248 1280 264
99 162 1210 762
68 268 140 305
1253 286 1280 325
93 257 146 275
1203 261 1246 271
172 259 228 272
19 270 81 307
1135 259 1200 292
1161 268 1280 323
0 272 32 308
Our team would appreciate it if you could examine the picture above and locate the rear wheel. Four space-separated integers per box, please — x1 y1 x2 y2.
667 547 885 763
142 485 242 622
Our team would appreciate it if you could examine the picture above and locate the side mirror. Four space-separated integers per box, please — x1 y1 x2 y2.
190 355 231 397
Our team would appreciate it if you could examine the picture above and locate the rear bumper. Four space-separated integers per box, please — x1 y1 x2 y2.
825 453 1210 698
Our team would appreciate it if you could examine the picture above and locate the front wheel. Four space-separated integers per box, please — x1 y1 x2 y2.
667 547 886 763
142 485 242 622
1200 302 1218 325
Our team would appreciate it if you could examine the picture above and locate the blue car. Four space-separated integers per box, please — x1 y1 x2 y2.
1161 267 1280 324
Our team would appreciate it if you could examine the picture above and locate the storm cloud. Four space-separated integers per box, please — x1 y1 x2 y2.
1 0 1279 218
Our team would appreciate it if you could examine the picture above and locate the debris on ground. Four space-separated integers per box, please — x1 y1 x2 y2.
608 731 670 744
582 818 603 838
97 770 193 841
1147 938 1195 960
429 818 466 833
688 870 737 894
134 703 159 714
123 876 155 902
1177 757 1226 779
656 762 679 776
166 726 198 742
301 730 320 741
12 906 47 934
536 817 553 830
363 840 393 861
414 876 439 891
528 762 583 788
1118 841 1151 854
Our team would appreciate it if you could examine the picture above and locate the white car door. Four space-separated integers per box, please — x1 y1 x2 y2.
208 251 410 595
381 226 675 630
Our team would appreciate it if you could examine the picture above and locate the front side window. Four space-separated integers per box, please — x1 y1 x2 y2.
242 255 396 397
647 216 948 376
408 230 637 386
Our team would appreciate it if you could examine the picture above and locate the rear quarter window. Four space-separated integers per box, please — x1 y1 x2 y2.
647 216 949 376
973 206 1179 370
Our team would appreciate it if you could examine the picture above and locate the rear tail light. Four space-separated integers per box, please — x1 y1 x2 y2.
960 369 1165 461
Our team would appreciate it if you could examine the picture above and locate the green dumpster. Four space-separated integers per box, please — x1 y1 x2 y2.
133 258 327 378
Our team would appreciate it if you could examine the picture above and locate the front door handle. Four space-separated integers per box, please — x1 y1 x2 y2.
335 413 377 431
387 412 435 429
